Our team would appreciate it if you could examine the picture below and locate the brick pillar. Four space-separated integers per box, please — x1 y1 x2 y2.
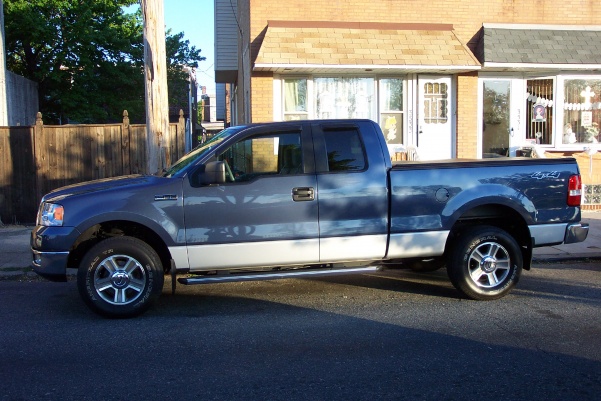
251 72 274 122
456 72 479 159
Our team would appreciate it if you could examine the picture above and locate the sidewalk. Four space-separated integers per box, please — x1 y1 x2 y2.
1 211 600 279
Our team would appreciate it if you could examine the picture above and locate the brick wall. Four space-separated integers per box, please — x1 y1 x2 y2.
546 151 601 186
246 0 601 158
456 72 479 158
252 138 278 172
251 71 274 122
249 0 600 53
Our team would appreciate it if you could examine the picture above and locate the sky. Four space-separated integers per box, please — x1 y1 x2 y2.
125 0 216 95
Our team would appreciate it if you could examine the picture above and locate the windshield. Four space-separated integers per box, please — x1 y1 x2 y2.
163 127 239 177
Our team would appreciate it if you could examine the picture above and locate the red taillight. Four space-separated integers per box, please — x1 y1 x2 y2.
567 175 582 207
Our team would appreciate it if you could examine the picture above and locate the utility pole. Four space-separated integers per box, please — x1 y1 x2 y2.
141 0 170 174
0 0 9 127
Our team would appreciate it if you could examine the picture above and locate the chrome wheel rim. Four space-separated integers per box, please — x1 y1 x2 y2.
93 254 146 305
467 241 511 288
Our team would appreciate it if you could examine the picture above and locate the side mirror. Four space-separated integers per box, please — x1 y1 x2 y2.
201 161 226 185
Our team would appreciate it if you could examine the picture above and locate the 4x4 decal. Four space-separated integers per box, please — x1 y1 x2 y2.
531 171 561 180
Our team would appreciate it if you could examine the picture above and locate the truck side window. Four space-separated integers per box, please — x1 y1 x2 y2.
218 132 303 182
323 128 367 172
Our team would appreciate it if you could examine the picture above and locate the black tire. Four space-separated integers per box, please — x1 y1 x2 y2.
77 236 164 318
447 226 522 300
405 257 445 273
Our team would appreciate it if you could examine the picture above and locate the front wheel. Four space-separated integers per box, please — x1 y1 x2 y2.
447 226 523 300
77 236 164 318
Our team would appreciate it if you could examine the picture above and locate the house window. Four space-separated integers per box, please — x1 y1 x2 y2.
379 78 404 145
314 77 375 119
283 78 308 121
280 76 404 134
422 82 448 124
562 78 601 145
526 79 554 145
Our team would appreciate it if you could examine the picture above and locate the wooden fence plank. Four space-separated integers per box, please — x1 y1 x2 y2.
0 126 36 223
1 112 185 223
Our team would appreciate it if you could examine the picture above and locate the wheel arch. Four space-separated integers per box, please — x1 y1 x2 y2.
445 203 533 270
68 220 173 273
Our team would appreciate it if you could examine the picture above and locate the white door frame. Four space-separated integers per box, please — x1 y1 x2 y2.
416 75 456 160
478 74 528 158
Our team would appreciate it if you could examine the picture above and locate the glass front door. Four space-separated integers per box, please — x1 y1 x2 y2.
482 80 511 157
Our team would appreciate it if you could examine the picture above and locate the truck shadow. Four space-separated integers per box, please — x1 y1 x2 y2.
4 282 601 400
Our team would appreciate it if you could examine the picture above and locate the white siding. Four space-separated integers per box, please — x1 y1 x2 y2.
214 0 238 82
216 83 226 121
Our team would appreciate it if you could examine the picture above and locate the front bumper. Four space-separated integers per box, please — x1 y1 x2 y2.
31 249 70 282
564 222 589 244
30 225 81 282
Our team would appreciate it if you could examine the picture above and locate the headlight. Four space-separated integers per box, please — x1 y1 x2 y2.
37 203 64 226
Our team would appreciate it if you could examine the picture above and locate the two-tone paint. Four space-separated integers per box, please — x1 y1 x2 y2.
31 119 588 282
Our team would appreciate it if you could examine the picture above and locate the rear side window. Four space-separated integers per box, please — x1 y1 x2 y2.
323 128 367 172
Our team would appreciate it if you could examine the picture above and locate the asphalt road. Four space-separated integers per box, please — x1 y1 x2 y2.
1 261 600 401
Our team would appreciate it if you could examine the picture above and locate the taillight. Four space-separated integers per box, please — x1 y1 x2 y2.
567 175 582 207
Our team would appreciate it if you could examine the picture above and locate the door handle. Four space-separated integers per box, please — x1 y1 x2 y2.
292 187 315 202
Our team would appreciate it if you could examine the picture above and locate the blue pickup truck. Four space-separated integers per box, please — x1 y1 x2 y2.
31 119 589 317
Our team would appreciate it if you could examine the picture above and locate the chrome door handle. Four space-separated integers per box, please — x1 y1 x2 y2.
292 187 315 202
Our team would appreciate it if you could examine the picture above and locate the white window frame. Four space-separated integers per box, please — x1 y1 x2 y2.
281 76 310 121
377 77 407 146
276 74 407 123
556 74 601 151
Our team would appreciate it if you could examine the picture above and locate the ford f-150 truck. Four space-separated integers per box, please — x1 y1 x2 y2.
31 119 589 317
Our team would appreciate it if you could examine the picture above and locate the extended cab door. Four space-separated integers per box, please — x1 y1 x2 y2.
312 121 390 262
182 123 319 271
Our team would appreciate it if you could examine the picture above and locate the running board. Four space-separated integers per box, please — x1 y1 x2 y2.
178 266 380 285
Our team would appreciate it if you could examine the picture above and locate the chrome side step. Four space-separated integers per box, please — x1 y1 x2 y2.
178 266 380 285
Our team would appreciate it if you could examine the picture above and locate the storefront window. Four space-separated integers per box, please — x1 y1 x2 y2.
563 79 601 145
314 77 374 120
283 78 308 121
281 76 404 142
379 79 404 145
526 79 554 145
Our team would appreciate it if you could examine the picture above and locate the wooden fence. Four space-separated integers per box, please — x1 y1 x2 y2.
0 111 186 224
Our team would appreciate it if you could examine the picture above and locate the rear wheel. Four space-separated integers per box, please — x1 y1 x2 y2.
447 226 522 300
77 236 164 318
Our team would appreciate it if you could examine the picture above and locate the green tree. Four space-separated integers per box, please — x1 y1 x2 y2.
4 0 204 124
165 30 204 113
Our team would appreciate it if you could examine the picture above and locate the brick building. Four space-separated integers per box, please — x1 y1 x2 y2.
215 0 601 204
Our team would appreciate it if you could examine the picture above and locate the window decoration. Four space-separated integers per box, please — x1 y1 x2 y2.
563 79 601 144
314 78 374 120
379 79 404 145
526 79 554 145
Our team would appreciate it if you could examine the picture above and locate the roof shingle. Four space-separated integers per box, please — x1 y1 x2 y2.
483 26 601 65
255 22 480 72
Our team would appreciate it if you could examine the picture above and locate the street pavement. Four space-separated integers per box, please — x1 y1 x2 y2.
1 211 600 279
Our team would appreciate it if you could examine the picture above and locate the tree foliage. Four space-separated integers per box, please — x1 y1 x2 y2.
4 0 205 124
